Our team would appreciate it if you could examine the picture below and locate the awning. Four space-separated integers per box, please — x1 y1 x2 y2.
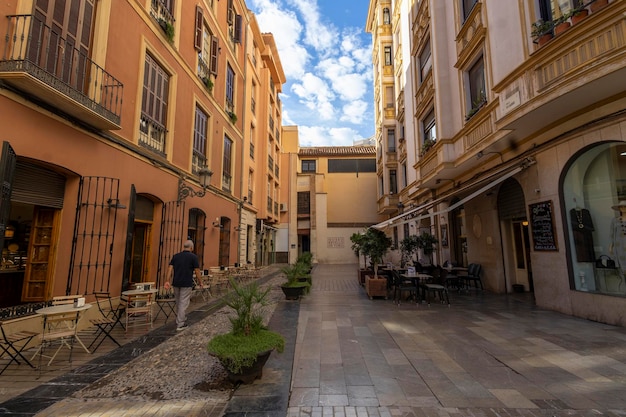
372 157 536 229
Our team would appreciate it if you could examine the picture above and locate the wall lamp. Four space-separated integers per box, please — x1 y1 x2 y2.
107 198 127 209
177 167 213 203
212 217 222 228
476 150 503 162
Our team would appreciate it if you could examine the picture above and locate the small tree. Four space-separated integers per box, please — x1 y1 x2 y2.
400 235 420 266
418 232 438 265
361 228 393 278
350 232 367 269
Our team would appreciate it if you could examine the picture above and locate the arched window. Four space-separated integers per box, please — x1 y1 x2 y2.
562 141 626 295
383 8 390 25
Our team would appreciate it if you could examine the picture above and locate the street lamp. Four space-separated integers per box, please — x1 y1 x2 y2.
177 167 213 202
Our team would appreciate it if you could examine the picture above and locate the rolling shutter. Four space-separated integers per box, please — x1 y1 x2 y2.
12 162 66 208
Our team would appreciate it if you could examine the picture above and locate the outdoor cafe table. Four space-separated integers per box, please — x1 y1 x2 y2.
400 273 433 301
34 303 93 364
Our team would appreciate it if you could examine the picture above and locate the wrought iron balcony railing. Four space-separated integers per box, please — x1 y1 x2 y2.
0 15 123 128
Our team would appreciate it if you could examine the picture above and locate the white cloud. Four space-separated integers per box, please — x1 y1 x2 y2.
249 0 309 79
298 126 361 147
248 0 374 147
291 73 336 120
341 100 368 124
289 0 337 54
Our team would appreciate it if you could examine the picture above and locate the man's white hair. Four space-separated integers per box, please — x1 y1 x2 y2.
184 240 194 249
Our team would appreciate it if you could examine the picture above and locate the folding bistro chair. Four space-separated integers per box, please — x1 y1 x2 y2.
87 292 123 352
0 318 38 375
155 286 177 323
32 310 81 368
51 295 90 354
125 292 154 331
93 291 126 330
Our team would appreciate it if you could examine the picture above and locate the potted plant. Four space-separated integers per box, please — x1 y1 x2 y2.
400 235 421 267
280 262 310 300
590 0 609 13
531 19 554 46
361 227 393 279
207 278 285 384
553 12 572 36
350 232 370 285
227 110 238 124
420 138 436 156
570 4 589 25
296 252 313 274
157 18 175 43
202 75 213 93
418 231 438 266
465 92 487 121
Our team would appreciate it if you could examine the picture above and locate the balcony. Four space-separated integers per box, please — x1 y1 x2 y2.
377 193 400 216
0 15 123 130
493 1 626 146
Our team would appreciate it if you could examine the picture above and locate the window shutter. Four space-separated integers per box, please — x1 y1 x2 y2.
210 36 219 76
234 14 242 43
194 6 203 51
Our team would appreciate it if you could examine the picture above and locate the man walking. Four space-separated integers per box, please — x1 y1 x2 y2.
164 240 202 331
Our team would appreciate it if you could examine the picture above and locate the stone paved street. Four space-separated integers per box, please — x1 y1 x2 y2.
1 264 626 416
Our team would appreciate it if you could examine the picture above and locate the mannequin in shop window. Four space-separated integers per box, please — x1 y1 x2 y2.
570 201 595 263
609 201 626 277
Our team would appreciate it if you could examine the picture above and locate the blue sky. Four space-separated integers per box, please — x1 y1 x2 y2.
247 0 374 147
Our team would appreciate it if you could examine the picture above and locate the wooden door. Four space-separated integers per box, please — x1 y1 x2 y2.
22 207 60 302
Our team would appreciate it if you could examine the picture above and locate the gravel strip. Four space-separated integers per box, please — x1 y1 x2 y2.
74 276 285 402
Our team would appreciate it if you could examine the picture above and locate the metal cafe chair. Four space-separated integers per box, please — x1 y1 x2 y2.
88 292 124 352
0 318 38 375
155 286 177 323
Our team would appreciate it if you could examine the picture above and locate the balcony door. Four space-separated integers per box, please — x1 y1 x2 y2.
31 0 96 90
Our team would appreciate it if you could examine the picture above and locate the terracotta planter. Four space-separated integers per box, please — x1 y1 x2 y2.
554 21 571 36
571 9 589 25
590 0 609 13
537 33 554 47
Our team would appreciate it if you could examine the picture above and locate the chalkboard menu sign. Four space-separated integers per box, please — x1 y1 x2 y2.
529 200 558 251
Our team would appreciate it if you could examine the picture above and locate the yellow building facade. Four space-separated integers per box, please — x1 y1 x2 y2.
279 127 382 264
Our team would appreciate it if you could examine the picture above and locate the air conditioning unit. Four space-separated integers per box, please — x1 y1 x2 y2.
279 203 287 212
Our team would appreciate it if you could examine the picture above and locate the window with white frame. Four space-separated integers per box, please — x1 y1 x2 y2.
383 7 391 25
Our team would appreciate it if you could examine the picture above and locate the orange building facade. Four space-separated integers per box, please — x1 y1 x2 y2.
0 0 284 311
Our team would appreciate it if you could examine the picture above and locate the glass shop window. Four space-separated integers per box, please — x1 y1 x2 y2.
562 141 626 296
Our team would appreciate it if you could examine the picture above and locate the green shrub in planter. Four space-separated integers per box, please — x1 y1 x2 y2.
207 279 284 375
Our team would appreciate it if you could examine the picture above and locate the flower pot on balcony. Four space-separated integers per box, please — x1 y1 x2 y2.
554 21 571 36
537 33 554 46
571 9 589 25
590 0 609 13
